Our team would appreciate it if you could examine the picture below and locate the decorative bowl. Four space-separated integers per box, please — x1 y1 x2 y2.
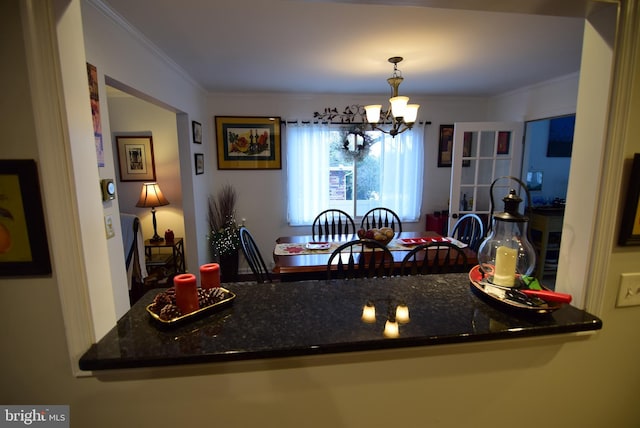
357 227 394 247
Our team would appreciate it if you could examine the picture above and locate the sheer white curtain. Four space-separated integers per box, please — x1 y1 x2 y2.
378 125 425 221
286 122 332 225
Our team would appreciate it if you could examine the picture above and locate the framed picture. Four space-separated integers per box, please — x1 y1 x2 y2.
546 115 575 157
192 121 202 144
116 136 156 182
619 153 640 246
497 131 511 155
215 116 281 170
194 153 204 175
438 125 470 167
0 160 52 276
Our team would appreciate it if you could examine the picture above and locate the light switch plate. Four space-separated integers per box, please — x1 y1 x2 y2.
104 214 115 239
616 273 640 307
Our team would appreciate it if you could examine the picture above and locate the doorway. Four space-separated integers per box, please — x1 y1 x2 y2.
105 84 185 303
521 115 575 283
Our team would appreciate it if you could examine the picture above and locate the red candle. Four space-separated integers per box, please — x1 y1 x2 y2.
173 273 199 314
200 263 221 289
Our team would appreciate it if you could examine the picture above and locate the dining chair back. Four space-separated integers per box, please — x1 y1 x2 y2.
400 241 469 276
450 213 485 251
239 226 272 283
327 239 394 280
312 209 356 238
360 208 403 232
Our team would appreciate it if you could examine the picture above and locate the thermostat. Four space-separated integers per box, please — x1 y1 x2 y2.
101 178 116 201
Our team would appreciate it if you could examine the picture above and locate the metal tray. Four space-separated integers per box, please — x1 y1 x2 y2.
146 287 236 326
469 265 561 314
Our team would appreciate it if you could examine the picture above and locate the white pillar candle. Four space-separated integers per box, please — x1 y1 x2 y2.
493 245 517 286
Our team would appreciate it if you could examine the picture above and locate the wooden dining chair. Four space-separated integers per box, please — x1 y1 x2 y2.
450 213 485 251
327 239 394 280
312 209 356 238
361 208 403 232
239 226 272 283
400 241 469 276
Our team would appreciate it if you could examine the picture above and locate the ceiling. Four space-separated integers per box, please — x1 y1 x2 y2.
97 0 589 97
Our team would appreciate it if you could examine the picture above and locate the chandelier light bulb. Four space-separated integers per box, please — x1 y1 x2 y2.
389 96 409 118
404 104 419 123
395 304 410 324
364 105 382 123
361 302 376 323
383 319 399 338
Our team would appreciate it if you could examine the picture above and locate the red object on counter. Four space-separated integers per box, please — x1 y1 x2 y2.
521 289 572 304
200 263 221 289
174 273 199 314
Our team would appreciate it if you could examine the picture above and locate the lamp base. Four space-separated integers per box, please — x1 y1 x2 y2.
149 234 164 243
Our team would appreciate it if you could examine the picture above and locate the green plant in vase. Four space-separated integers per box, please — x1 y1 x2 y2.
208 185 239 282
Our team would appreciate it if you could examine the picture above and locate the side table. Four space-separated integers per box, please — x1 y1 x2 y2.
144 237 185 286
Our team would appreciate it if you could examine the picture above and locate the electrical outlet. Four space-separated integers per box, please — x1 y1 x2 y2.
104 215 115 239
616 273 640 307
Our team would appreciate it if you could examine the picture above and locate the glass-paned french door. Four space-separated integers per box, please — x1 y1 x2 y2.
448 122 524 233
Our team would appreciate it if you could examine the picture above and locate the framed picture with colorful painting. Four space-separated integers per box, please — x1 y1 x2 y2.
215 116 281 170
0 160 51 276
619 153 640 246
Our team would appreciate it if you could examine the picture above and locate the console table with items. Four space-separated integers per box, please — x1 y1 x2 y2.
529 209 564 279
144 237 185 287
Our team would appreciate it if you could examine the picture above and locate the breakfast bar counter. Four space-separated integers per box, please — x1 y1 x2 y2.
79 274 602 371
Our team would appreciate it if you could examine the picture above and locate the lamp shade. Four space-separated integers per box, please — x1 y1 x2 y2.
389 96 409 118
136 182 169 208
364 104 382 123
404 104 419 123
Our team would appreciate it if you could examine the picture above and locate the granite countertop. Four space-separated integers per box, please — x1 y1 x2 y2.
79 274 602 371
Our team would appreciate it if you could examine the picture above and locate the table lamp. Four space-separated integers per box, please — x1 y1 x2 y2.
136 182 169 242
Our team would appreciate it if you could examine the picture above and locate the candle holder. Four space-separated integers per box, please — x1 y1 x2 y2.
476 176 537 287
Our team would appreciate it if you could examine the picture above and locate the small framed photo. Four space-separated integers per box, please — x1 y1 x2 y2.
437 125 454 167
497 131 511 155
215 116 281 170
619 153 640 246
116 135 156 182
192 121 202 144
438 125 470 167
194 153 204 175
0 160 52 276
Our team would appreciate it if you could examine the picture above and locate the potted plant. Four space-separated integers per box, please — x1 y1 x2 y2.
208 184 240 282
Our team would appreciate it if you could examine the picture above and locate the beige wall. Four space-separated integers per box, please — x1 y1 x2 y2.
1 1 639 427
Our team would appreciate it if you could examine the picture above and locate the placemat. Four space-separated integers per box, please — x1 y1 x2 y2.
274 237 466 256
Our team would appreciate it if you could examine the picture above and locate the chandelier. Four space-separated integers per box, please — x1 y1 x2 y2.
365 57 420 138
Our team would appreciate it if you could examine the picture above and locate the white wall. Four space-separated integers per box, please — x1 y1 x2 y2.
3 1 640 427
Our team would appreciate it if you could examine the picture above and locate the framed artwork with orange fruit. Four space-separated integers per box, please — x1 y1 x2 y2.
0 160 51 275
215 116 281 169
619 153 640 246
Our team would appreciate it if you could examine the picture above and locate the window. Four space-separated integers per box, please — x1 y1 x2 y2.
286 122 424 225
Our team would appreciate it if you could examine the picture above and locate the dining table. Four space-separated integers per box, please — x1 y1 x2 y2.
273 231 478 282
